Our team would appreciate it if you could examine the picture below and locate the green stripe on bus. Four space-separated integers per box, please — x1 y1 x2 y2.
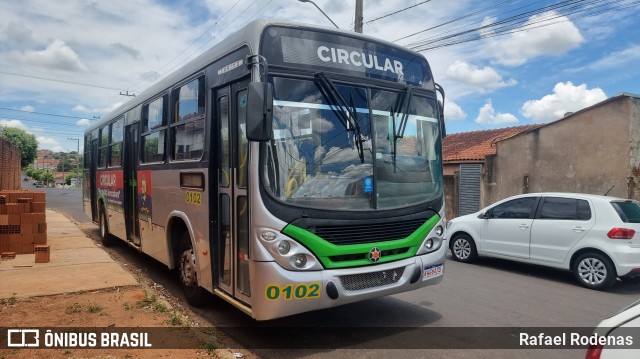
282 214 441 269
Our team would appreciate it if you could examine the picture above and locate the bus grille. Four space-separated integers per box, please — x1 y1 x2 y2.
339 267 405 291
309 219 425 245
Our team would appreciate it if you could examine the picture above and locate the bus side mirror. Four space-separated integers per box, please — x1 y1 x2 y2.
246 82 273 141
438 101 446 138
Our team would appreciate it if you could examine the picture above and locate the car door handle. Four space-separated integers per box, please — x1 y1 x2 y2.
519 224 530 229
573 227 585 232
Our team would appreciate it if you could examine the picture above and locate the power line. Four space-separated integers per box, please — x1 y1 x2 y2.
394 0 516 42
407 0 639 52
0 107 93 120
365 0 432 24
130 0 262 94
0 71 123 91
127 0 244 93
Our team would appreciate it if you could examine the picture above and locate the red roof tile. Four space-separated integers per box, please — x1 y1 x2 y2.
443 125 540 162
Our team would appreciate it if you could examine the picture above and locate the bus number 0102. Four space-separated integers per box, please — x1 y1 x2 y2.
265 283 321 300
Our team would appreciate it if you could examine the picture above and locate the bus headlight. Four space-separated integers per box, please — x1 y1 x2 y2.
416 220 445 255
422 237 442 252
256 228 323 271
278 240 291 254
425 238 434 250
261 231 277 241
434 225 443 236
292 254 307 268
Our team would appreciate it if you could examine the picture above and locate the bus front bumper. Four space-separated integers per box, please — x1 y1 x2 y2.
249 248 446 320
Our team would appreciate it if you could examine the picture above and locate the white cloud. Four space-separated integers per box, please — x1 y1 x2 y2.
19 105 34 112
36 136 64 152
488 11 584 66
73 101 124 114
76 119 92 127
10 39 88 72
446 60 516 93
444 100 466 121
0 119 28 131
521 81 607 123
588 45 640 70
476 100 518 125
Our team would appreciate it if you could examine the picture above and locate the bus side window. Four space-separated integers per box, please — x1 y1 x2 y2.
172 76 205 161
141 95 168 163
98 126 109 168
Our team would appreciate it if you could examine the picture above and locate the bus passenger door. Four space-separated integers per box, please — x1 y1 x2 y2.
215 79 251 305
90 139 99 222
124 124 141 246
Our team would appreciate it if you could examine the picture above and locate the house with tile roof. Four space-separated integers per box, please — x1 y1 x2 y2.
443 92 640 221
483 93 640 207
442 125 540 220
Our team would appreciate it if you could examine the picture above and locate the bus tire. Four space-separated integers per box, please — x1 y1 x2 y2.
178 233 205 307
99 205 116 247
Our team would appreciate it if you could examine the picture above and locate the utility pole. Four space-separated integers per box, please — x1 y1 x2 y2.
355 0 363 33
68 138 80 186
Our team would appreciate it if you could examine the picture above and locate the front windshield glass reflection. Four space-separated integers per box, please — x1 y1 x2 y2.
262 77 442 210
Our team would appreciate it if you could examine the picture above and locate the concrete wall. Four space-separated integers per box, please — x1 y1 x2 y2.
485 96 634 205
443 174 458 221
0 138 22 190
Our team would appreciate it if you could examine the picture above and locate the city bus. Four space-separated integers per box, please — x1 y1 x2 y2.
83 19 447 320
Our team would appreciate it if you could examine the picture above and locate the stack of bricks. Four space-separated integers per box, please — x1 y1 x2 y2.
0 190 47 254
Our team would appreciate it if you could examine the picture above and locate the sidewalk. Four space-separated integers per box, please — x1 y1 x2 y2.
0 209 138 298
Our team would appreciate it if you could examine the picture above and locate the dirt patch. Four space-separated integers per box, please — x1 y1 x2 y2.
0 286 250 358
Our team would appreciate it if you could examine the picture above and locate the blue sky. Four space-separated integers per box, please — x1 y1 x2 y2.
1 0 639 152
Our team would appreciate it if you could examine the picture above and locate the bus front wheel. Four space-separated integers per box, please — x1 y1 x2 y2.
178 233 205 307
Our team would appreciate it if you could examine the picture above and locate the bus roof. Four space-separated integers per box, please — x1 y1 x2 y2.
86 19 430 133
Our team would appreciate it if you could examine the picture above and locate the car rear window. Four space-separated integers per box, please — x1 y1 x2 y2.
611 201 640 223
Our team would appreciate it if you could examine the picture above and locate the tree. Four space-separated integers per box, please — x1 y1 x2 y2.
0 127 38 168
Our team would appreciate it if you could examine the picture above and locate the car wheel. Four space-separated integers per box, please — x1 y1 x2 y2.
572 252 616 290
99 205 116 246
450 234 478 263
178 233 205 307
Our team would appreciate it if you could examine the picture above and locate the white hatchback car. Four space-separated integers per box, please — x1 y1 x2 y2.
447 193 640 290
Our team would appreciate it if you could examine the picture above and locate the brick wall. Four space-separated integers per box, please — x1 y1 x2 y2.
0 138 22 190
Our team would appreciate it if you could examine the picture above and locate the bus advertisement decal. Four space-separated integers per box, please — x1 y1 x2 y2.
265 282 321 301
137 171 152 219
97 170 124 208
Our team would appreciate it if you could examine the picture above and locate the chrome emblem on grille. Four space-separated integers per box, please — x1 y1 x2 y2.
369 247 382 263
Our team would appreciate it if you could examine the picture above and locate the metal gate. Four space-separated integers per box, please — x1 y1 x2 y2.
458 164 482 216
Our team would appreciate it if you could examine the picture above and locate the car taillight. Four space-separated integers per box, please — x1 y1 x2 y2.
585 344 602 359
607 228 636 239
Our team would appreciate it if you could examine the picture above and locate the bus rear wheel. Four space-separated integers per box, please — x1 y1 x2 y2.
99 205 116 246
178 233 205 307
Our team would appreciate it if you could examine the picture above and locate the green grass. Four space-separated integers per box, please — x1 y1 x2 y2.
88 304 103 313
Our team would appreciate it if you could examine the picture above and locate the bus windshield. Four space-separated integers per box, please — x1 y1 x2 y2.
262 76 443 210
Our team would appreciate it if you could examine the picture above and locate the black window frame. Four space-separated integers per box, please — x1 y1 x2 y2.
97 126 109 169
141 94 168 164
611 201 640 223
535 197 592 221
108 117 124 168
83 133 91 169
170 75 206 161
489 196 539 219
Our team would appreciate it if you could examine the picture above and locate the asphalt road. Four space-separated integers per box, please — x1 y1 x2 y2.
33 183 640 358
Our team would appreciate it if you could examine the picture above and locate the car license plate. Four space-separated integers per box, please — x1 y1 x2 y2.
423 263 444 280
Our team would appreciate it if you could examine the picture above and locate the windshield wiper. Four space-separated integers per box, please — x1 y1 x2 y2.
314 72 365 163
395 86 414 139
